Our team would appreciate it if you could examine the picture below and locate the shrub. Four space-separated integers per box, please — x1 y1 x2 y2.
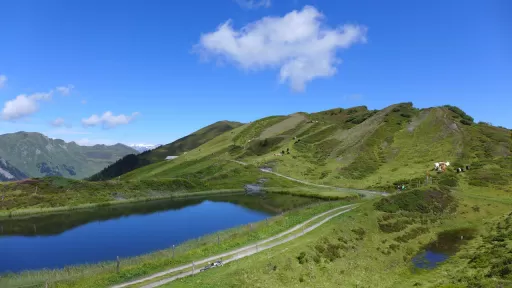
374 188 457 214
460 119 473 126
444 105 474 122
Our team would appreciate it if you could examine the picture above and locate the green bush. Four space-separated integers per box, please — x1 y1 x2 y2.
460 119 473 126
374 188 457 214
444 105 474 122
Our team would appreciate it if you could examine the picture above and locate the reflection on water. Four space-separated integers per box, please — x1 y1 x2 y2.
0 193 319 273
412 227 477 269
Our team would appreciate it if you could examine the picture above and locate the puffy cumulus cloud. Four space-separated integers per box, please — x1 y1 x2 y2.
82 111 140 129
195 6 367 92
0 75 7 88
1 91 53 120
235 0 271 9
56 84 74 96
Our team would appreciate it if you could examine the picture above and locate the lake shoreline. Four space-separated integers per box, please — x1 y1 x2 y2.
0 189 244 220
0 200 354 288
1 187 357 220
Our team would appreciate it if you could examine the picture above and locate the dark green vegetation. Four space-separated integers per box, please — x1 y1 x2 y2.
88 121 242 181
374 186 457 214
449 212 512 286
0 132 137 180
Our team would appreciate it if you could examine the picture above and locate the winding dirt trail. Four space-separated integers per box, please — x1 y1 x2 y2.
229 159 388 197
111 204 358 288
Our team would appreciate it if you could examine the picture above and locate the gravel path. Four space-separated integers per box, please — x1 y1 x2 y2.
111 204 357 288
139 206 357 288
228 159 388 197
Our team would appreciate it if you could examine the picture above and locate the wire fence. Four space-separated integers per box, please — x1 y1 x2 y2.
2 200 339 288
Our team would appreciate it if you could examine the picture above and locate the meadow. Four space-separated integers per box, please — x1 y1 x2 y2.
1 199 358 288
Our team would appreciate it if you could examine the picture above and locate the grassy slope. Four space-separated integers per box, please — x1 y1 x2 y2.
2 103 511 287
115 103 511 287
88 121 243 181
163 183 512 288
124 103 510 192
0 132 137 179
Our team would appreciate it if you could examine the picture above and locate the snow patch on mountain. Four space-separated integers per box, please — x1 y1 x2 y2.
128 144 161 153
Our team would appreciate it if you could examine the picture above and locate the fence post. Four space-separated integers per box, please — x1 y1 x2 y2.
45 281 48 288
217 234 220 245
192 261 195 274
116 256 120 273
172 245 175 259
250 223 253 232
266 218 268 225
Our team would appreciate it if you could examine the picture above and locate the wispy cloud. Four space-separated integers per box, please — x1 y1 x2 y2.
56 84 74 96
82 111 140 129
235 0 271 9
195 6 367 92
81 99 87 105
0 75 7 88
50 117 66 127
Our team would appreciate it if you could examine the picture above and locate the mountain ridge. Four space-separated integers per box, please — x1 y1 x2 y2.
88 120 244 181
0 132 137 180
119 103 511 193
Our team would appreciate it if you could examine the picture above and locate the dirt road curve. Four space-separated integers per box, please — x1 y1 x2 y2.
140 206 357 288
229 159 388 197
111 204 357 288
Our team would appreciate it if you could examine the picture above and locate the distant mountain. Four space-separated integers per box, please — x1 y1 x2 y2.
0 157 27 181
0 132 137 181
128 144 162 153
88 120 243 181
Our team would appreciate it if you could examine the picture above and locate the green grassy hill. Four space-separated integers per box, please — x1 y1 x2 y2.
0 132 137 180
88 120 243 181
122 103 511 193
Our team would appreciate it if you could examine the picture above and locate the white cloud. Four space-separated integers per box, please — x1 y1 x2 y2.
0 75 7 88
56 84 74 96
82 111 140 129
1 91 53 120
51 117 66 127
195 6 367 92
81 99 87 105
235 0 271 9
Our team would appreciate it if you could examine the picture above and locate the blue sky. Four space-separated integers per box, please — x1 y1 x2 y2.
0 0 510 146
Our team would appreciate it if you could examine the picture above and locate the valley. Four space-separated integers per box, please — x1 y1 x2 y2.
0 103 510 288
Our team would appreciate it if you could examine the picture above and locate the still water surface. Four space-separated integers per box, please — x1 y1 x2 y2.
0 193 316 273
412 227 476 269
